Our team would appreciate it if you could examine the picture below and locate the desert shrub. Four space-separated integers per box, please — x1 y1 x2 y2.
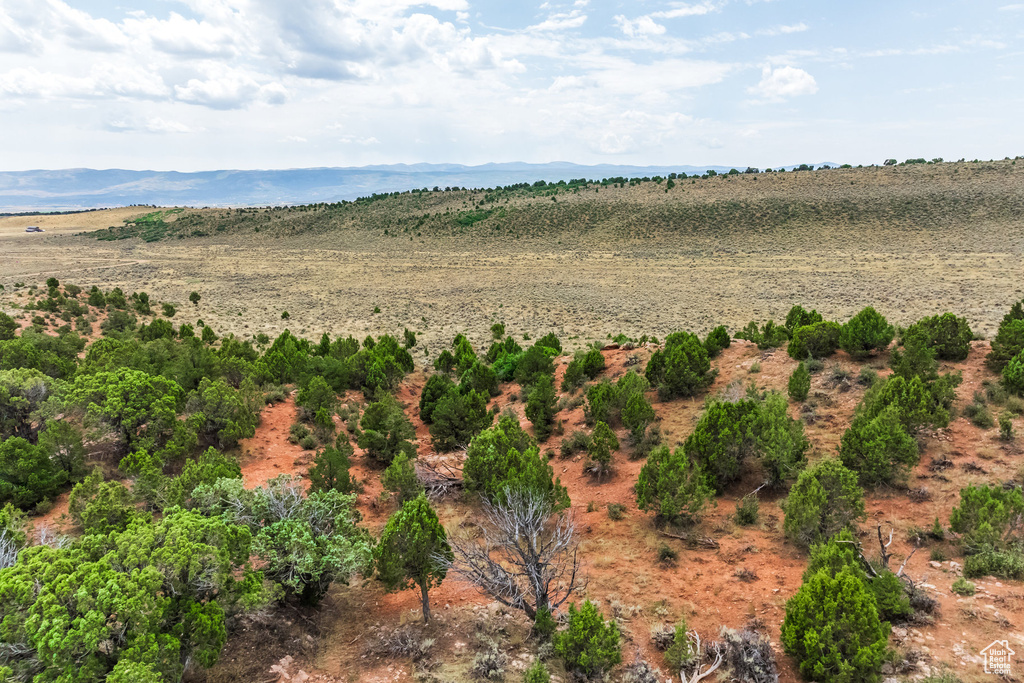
137 318 175 342
951 577 975 596
860 374 951 431
381 452 424 503
839 307 894 358
485 335 522 364
419 374 455 423
787 321 841 360
536 332 561 353
645 331 713 400
429 388 492 451
622 391 656 442
1004 350 1024 396
67 469 139 535
561 357 585 391
451 335 477 376
703 325 731 357
88 286 106 307
907 313 973 361
719 627 778 683
635 445 714 524
0 507 268 681
462 416 569 509
523 659 551 683
525 375 557 441
164 446 241 507
839 405 919 486
0 314 17 342
1008 396 1024 415
186 377 259 449
782 458 865 549
964 400 994 428
963 549 1024 579
585 380 615 425
785 305 823 335
434 349 456 374
201 325 217 345
986 308 1024 373
289 422 310 443
161 302 176 318
586 421 619 477
515 344 556 389
788 362 810 401
631 424 662 461
101 309 137 335
949 484 1024 553
1000 412 1015 441
870 569 913 621
781 566 889 683
554 600 622 679
472 641 508 680
296 375 337 423
560 430 591 458
37 420 87 481
657 543 678 564
607 503 626 520
308 439 360 494
685 394 807 492
578 347 606 379
684 399 760 492
735 320 789 349
735 494 760 525
460 360 500 397
359 394 417 465
0 436 67 509
662 622 693 670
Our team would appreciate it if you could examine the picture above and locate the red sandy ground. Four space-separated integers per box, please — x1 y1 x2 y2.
214 341 1024 683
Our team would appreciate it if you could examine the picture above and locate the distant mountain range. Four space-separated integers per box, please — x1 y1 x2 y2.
0 161 841 212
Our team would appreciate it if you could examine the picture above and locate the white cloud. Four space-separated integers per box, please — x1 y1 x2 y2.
339 135 380 145
528 10 587 31
174 68 285 109
999 3 1024 10
748 65 818 100
145 117 197 133
757 23 809 36
651 2 721 19
614 15 666 37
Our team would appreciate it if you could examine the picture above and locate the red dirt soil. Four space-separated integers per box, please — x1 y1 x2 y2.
216 340 1024 683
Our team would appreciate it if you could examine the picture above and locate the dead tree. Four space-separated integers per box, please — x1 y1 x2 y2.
681 631 723 683
440 488 584 619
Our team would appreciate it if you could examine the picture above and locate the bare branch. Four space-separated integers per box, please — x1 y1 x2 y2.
440 488 584 619
681 632 724 683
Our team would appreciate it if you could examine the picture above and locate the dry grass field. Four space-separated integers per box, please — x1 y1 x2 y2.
2 161 1022 361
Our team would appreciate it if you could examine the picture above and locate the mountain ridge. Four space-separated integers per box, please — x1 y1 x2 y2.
0 161 842 211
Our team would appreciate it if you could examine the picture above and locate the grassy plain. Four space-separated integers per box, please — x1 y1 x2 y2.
2 161 1022 362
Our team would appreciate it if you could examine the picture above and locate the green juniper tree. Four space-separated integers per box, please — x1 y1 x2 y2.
374 494 453 623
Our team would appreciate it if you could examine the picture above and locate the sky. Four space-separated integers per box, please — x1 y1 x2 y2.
0 0 1022 171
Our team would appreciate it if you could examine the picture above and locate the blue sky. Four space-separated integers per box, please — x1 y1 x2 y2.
0 0 1021 171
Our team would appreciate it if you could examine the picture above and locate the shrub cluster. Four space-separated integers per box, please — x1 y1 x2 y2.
461 415 569 509
645 331 714 400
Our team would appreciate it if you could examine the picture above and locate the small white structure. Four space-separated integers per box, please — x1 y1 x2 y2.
24 226 44 233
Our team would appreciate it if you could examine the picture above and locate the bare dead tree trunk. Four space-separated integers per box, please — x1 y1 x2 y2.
439 488 585 619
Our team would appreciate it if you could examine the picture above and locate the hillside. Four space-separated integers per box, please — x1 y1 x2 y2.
2 277 1024 683
91 159 1024 253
